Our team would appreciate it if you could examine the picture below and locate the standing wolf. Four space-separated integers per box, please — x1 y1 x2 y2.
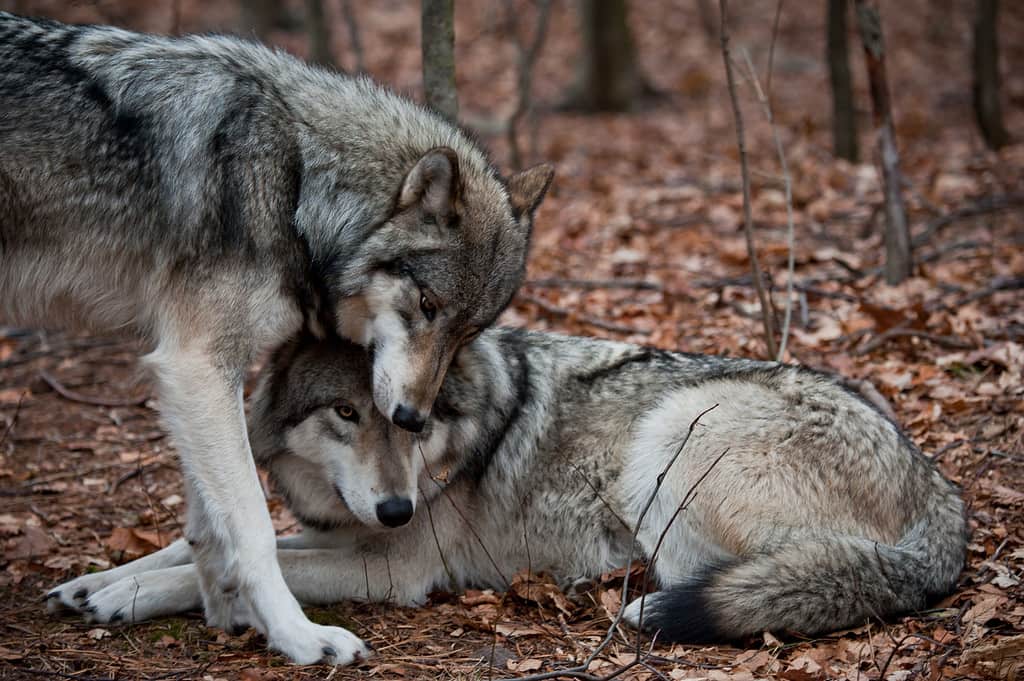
49 329 968 642
0 12 553 664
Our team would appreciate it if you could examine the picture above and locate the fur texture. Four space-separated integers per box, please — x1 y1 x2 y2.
3 12 553 664
49 329 967 642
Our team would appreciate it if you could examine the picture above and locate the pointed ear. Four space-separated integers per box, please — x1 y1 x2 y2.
508 163 554 217
398 147 460 219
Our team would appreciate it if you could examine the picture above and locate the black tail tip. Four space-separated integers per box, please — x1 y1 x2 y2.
635 583 727 644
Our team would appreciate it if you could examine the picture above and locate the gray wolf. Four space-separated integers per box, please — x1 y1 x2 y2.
1 12 553 664
47 329 967 642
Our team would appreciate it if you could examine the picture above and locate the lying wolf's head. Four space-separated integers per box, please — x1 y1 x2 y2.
249 334 459 530
330 148 552 433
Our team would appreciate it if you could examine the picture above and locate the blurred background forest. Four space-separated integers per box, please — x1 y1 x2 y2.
1 1 1022 680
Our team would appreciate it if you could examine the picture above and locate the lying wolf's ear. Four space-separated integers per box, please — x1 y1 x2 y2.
508 163 554 218
398 147 461 221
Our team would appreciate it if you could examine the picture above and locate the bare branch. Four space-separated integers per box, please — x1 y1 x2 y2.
719 0 778 359
506 0 554 170
518 293 652 336
38 370 149 408
503 405 719 681
738 48 795 362
340 0 365 73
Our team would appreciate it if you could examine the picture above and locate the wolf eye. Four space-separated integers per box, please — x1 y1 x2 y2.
334 403 359 423
420 294 437 322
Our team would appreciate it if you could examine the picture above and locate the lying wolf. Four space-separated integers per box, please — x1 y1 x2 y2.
48 329 967 641
2 11 552 663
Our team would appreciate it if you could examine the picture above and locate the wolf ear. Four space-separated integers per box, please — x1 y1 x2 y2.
398 147 460 220
508 164 554 218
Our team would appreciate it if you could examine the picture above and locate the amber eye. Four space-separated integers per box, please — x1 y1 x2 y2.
420 294 437 322
334 403 359 423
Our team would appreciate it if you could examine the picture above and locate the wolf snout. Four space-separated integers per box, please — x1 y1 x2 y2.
391 405 426 433
375 497 414 527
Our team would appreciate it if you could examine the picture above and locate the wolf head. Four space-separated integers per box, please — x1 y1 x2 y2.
249 334 458 530
331 148 552 432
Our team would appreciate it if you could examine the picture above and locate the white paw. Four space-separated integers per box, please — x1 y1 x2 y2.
46 571 120 614
621 594 659 630
268 620 372 666
82 567 201 624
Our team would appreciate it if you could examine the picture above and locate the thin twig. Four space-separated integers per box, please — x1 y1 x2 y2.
526 278 663 292
765 0 784 101
853 326 975 355
0 390 26 450
633 448 730 643
720 0 778 359
503 405 719 681
417 441 510 588
739 46 795 362
38 370 148 408
340 0 365 73
518 294 651 336
911 193 1024 248
506 0 554 170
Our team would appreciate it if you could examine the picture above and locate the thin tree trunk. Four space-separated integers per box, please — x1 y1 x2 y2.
304 0 335 68
240 0 284 41
973 0 1009 150
563 0 648 112
719 0 779 360
421 0 459 121
828 0 858 162
341 0 366 73
855 0 911 285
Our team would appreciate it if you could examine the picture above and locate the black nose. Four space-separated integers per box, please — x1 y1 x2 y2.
375 497 414 527
392 404 425 433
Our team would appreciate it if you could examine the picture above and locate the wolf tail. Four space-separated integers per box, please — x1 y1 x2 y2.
639 486 967 641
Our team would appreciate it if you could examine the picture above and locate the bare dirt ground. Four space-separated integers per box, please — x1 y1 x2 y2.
1 1 1023 679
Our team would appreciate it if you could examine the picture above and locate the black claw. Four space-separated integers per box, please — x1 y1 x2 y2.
365 641 375 652
73 588 88 600
44 591 58 602
82 604 96 614
231 623 248 636
109 609 124 623
322 646 336 660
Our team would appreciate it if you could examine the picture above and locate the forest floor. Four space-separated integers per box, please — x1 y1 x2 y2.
1 1 1023 679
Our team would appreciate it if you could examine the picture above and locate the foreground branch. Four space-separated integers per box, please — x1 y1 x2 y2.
719 0 778 359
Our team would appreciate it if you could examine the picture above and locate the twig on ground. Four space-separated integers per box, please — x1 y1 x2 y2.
739 45 795 362
0 390 26 451
518 294 651 336
502 405 719 681
854 326 975 355
526 278 662 292
38 370 148 408
911 193 1024 248
720 0 778 359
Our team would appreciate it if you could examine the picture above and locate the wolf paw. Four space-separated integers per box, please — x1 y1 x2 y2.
268 621 372 666
45 572 119 614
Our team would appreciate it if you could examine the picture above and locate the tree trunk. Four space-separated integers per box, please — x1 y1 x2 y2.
973 0 1009 150
421 0 459 121
304 0 335 68
563 0 647 112
855 0 911 285
827 0 858 162
239 0 287 41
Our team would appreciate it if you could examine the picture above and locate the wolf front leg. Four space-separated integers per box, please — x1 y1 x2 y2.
148 340 370 666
